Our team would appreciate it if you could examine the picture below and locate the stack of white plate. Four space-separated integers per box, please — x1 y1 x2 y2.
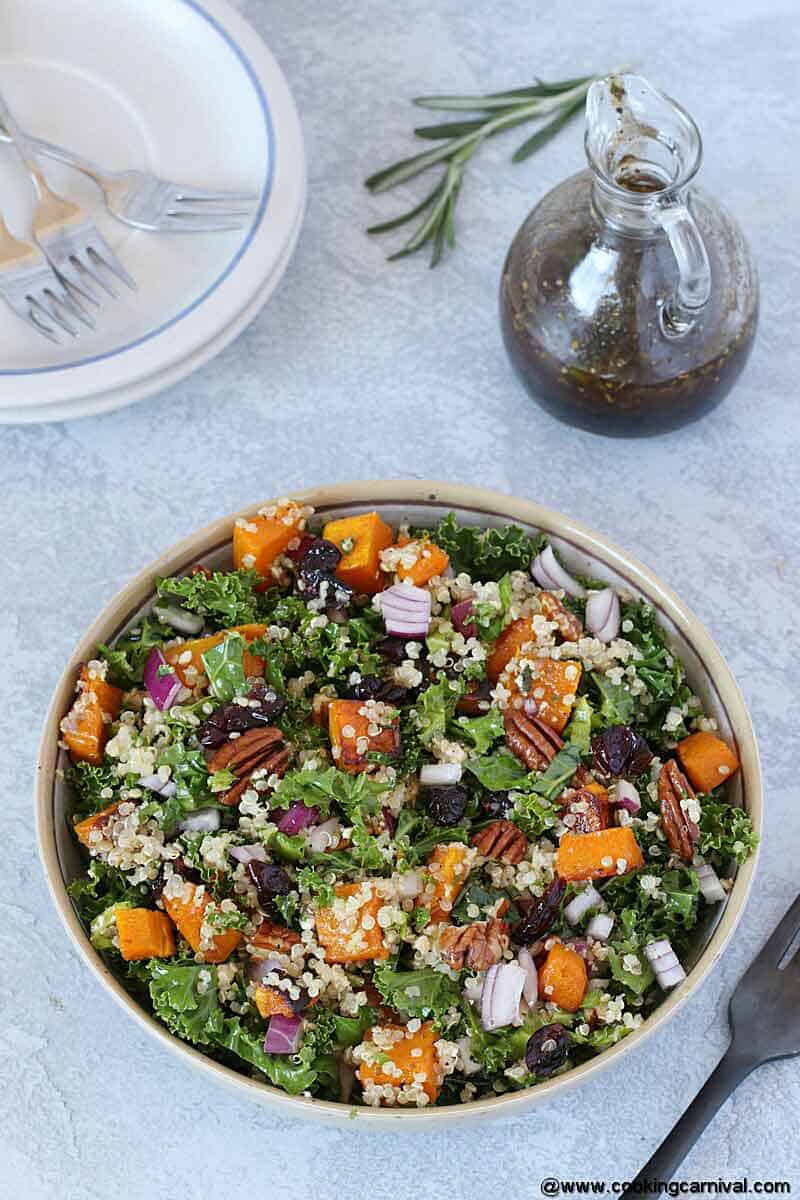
0 0 306 423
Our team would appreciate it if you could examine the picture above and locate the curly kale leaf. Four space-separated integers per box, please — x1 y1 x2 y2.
68 860 149 925
156 569 262 627
423 513 545 581
98 614 173 688
698 798 758 866
66 762 121 819
411 675 465 747
451 707 505 755
601 865 700 956
147 962 225 1045
619 600 702 742
372 963 461 1019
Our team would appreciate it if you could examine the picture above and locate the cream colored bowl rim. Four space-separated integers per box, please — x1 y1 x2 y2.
35 480 761 1126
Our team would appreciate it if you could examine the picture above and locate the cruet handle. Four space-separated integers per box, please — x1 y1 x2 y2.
654 192 711 336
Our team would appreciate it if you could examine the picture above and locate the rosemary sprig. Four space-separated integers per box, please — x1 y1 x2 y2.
365 70 617 266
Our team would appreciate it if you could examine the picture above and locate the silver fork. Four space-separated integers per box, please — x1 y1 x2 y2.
0 213 93 342
621 894 800 1193
0 89 135 303
0 124 258 235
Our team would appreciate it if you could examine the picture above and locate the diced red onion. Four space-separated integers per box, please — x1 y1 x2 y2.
229 843 269 864
564 884 602 926
137 773 172 795
376 581 431 638
695 861 726 904
247 956 283 985
277 803 320 835
481 961 526 1031
153 602 204 636
397 869 423 899
264 1014 303 1054
531 545 586 599
420 762 462 786
644 938 686 990
143 647 183 711
565 937 592 961
613 779 642 814
451 598 477 638
179 807 221 834
517 947 539 1005
306 817 341 854
586 912 614 941
585 588 620 643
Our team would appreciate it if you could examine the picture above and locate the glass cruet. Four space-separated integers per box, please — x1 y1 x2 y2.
499 73 759 435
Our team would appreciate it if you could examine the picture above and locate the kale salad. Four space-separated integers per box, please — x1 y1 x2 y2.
60 499 757 1108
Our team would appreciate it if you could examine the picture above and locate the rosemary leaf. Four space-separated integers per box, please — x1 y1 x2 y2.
366 181 443 234
413 118 488 140
365 132 477 192
511 93 587 162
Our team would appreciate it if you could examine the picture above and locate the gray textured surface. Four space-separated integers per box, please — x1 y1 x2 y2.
2 0 799 1194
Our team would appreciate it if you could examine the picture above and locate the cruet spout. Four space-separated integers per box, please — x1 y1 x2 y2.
586 73 712 335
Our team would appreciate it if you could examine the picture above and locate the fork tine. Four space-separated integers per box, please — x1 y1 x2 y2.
87 242 136 292
174 188 258 204
29 294 74 338
744 894 800 976
160 213 251 234
59 284 96 329
24 305 61 344
40 289 79 337
168 200 254 218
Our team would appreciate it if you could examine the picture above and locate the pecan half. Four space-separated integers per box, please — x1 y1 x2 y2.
440 918 510 970
207 726 289 805
471 819 528 864
249 919 301 955
658 759 700 861
539 591 583 642
504 708 564 772
560 786 609 834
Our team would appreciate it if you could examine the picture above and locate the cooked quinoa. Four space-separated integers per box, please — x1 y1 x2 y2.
61 503 757 1106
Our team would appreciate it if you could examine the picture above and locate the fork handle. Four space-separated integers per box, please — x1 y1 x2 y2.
0 91 51 196
0 124 108 189
619 1051 757 1195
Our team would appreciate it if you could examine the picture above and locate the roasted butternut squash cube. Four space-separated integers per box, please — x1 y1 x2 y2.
420 842 475 923
60 665 123 765
328 698 400 773
677 731 740 793
254 984 296 1019
161 881 243 964
73 800 123 848
500 657 582 733
163 624 267 686
116 908 176 961
232 502 307 576
394 539 450 587
538 941 588 1012
356 1021 441 1102
315 882 390 964
556 827 644 882
487 617 537 683
323 512 394 595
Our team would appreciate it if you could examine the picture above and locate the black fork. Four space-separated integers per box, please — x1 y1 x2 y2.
622 894 800 1194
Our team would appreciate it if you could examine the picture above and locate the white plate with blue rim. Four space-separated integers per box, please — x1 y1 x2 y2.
0 0 305 422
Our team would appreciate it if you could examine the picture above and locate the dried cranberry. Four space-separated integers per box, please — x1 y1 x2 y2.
376 636 409 663
300 538 342 574
525 1023 571 1077
350 674 408 706
481 790 513 819
199 690 286 750
591 724 653 779
512 878 566 945
247 861 293 911
425 784 468 826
